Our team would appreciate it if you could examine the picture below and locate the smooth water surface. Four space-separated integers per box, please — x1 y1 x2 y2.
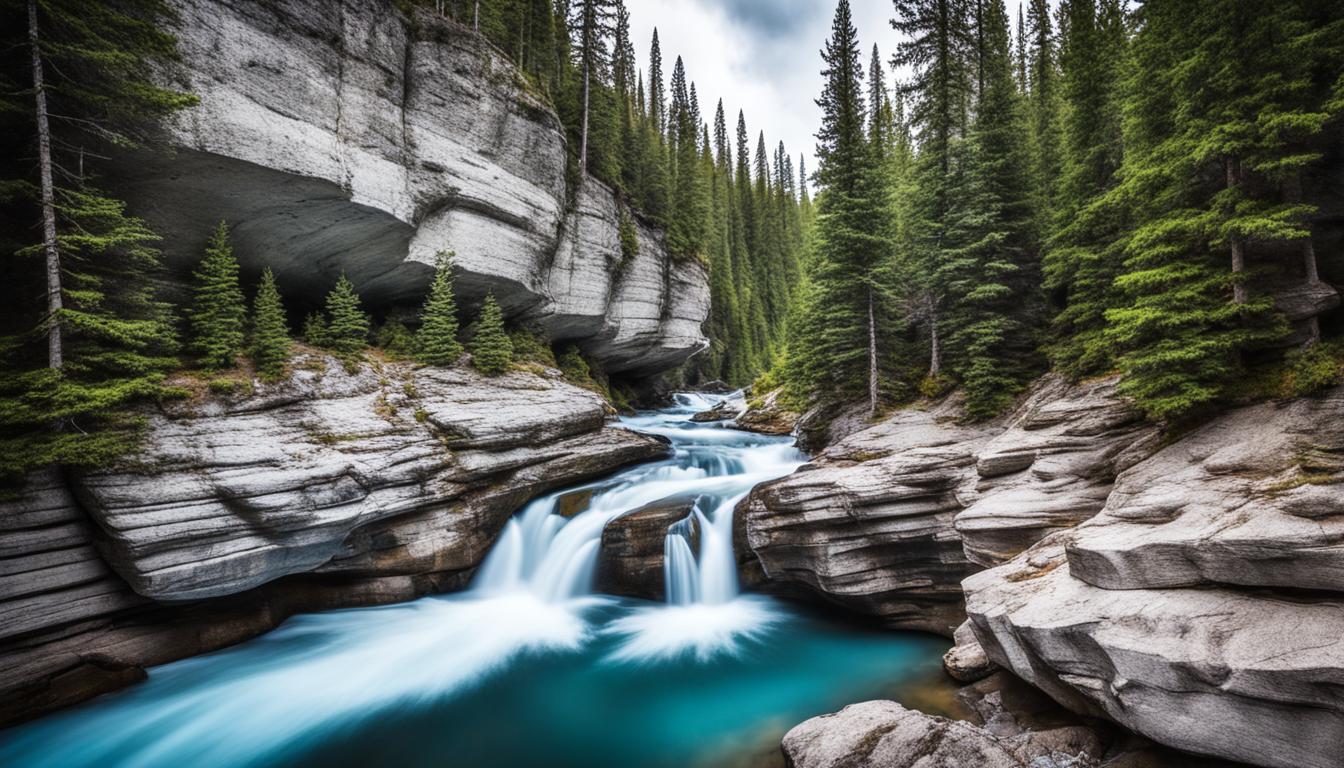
0 394 951 768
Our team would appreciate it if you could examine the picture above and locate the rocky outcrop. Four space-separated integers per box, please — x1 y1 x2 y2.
735 388 802 437
738 376 1161 637
119 0 707 376
954 376 1160 568
963 385 1344 768
782 700 1102 768
0 355 666 725
738 398 989 636
596 498 697 599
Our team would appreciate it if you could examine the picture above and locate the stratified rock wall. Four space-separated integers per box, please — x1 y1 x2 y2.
963 385 1344 768
0 356 666 725
120 0 707 376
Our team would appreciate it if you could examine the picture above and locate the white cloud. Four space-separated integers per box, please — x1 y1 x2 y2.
627 1 1037 185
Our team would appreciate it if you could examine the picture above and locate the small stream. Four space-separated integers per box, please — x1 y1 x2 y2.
0 394 951 768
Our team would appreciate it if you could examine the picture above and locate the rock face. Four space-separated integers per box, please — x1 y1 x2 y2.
781 700 1101 768
0 355 666 725
738 398 989 636
738 376 1160 637
596 498 697 600
954 376 1160 568
963 385 1344 768
120 0 707 376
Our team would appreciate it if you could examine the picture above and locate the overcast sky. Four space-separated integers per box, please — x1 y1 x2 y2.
629 1 1034 187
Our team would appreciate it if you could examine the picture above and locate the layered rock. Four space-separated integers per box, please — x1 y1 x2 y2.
954 376 1160 567
963 385 1344 768
738 377 1163 637
596 498 697 600
1065 386 1344 591
119 0 707 376
738 398 989 636
782 700 1102 768
0 355 665 724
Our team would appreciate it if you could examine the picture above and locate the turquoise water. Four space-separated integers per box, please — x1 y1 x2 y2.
0 595 948 768
0 396 951 767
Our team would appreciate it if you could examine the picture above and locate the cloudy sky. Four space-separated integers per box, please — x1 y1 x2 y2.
629 1 1033 185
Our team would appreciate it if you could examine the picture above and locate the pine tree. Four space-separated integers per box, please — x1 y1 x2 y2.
1025 0 1062 226
893 0 976 379
787 0 892 415
302 312 329 347
568 0 615 175
939 0 1042 418
1101 0 1323 420
189 221 247 370
0 0 194 474
1043 0 1129 376
471 294 513 375
250 267 290 380
414 252 465 366
323 274 370 359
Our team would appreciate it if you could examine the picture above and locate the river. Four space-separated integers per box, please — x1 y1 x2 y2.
0 394 951 768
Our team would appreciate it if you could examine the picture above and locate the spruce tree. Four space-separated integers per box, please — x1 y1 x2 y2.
323 274 370 359
939 0 1042 418
471 294 513 375
302 312 329 347
787 0 893 415
414 252 465 366
893 0 975 379
1044 0 1129 376
189 221 247 370
250 267 290 381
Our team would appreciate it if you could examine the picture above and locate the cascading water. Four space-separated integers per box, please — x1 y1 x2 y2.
474 390 804 613
0 394 948 768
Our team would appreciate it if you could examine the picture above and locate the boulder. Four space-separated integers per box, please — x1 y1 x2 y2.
781 700 1101 768
943 620 996 683
0 355 666 725
121 0 707 376
597 499 698 599
735 388 802 436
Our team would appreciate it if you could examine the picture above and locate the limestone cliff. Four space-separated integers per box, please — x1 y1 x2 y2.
120 0 708 377
0 356 666 725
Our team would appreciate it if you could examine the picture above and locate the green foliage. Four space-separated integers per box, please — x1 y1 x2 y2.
375 320 414 359
323 274 370 359
250 267 290 380
1280 342 1344 398
0 191 180 476
470 294 513 375
413 252 464 366
556 344 596 388
618 210 639 264
188 221 246 370
302 312 329 347
509 329 556 368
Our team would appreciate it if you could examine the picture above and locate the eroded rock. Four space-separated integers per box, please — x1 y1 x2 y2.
123 0 707 376
0 355 666 724
597 498 697 599
738 400 989 636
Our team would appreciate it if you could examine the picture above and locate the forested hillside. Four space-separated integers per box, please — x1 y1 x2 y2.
411 0 810 385
784 0 1344 422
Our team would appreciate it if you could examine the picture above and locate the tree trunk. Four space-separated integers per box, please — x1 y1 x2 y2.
927 293 941 378
1286 170 1322 345
29 0 62 370
1226 157 1247 304
580 58 590 175
868 288 879 418
473 0 478 31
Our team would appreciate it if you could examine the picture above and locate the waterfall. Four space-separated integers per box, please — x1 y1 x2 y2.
471 391 804 613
